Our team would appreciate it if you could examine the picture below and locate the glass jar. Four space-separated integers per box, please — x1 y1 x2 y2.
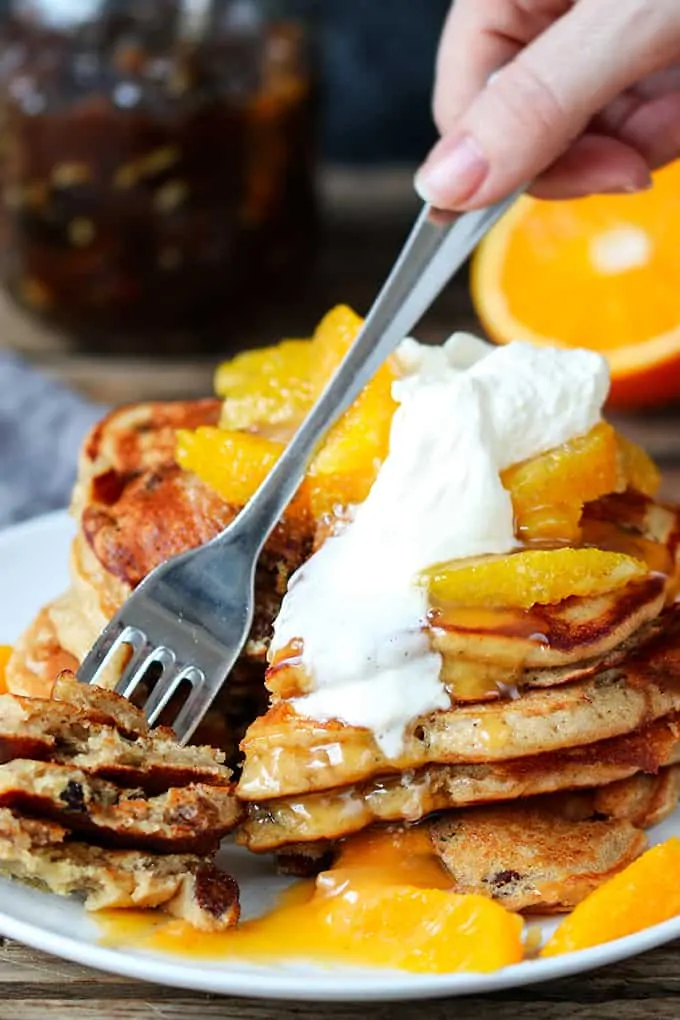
0 0 317 354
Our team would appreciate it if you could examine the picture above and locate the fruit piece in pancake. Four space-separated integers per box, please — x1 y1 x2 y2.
238 607 680 799
237 714 680 850
0 808 240 931
430 800 647 913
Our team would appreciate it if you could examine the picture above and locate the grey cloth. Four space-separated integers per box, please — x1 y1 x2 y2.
0 354 105 526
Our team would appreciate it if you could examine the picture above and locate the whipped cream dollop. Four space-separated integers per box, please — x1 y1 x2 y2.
271 335 610 757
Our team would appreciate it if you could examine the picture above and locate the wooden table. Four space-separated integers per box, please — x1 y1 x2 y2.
3 936 680 1019
4 167 680 1018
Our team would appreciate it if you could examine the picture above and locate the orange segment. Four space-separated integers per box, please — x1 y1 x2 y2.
0 646 11 694
617 434 661 496
471 160 680 408
309 363 397 520
215 339 315 433
308 304 364 387
502 423 622 543
306 304 397 514
176 426 310 521
542 838 680 956
199 305 397 520
423 548 647 610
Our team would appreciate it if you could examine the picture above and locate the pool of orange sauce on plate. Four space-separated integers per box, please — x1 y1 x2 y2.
97 826 524 974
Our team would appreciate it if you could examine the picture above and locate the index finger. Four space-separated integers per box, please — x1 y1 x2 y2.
433 0 575 132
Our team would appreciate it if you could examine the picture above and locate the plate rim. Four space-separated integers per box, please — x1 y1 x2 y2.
1 508 680 1002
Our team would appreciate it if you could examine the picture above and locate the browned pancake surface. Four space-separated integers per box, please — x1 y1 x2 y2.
430 801 647 913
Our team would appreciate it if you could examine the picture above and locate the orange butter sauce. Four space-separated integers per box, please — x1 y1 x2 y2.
98 826 524 974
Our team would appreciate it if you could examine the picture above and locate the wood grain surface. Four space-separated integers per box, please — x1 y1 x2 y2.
2 934 680 1019
3 167 680 1018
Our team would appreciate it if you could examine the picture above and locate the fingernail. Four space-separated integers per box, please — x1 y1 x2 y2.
415 134 489 208
603 177 653 195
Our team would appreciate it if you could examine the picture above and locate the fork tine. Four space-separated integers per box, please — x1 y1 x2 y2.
115 646 176 701
143 665 203 726
79 624 147 689
170 673 218 745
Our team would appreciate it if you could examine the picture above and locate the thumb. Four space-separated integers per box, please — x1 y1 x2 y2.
416 0 680 209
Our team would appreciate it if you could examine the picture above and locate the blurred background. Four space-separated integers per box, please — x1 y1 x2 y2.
0 0 454 404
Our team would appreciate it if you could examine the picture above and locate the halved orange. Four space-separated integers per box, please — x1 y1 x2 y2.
471 159 680 408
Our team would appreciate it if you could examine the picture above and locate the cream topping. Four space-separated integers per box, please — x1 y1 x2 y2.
271 335 610 757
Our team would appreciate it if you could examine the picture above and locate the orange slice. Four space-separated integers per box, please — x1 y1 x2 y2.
215 339 315 433
542 838 680 956
501 422 623 543
422 548 647 610
196 305 397 519
471 160 680 408
175 426 310 522
0 646 11 694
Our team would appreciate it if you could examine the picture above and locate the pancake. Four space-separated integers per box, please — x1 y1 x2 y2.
434 577 666 696
72 397 223 507
430 799 647 913
0 759 243 854
74 398 311 591
239 607 680 799
593 763 680 828
266 491 680 705
5 605 79 698
0 807 240 930
238 714 680 850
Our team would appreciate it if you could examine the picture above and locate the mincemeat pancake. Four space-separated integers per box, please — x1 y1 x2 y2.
271 763 680 900
239 607 680 799
267 578 667 703
430 799 648 913
238 714 680 849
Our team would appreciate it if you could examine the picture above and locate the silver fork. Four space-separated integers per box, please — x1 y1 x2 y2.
78 195 520 742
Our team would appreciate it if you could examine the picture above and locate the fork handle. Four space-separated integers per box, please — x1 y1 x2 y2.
229 195 520 549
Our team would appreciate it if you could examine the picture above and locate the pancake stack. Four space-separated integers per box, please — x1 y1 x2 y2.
235 490 680 910
6 398 312 763
8 315 680 916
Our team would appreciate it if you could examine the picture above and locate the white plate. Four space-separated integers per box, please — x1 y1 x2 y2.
1 510 680 1001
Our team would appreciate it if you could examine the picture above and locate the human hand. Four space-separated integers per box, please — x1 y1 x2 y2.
415 0 680 209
